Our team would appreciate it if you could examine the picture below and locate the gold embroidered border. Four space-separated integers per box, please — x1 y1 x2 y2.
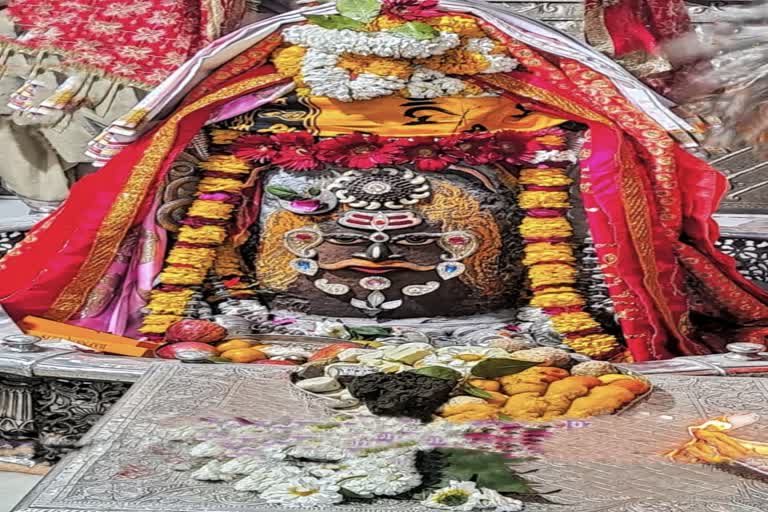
478 74 613 126
617 146 681 338
46 73 285 321
583 0 616 56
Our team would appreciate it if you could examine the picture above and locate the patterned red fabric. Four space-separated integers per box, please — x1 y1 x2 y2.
587 0 691 57
584 0 693 96
3 0 242 87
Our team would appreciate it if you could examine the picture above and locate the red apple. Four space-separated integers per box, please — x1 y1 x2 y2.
165 319 227 343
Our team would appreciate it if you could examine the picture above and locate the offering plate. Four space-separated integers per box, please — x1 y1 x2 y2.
12 363 768 512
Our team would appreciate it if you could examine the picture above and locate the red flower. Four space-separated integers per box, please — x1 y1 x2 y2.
390 137 458 172
315 133 401 169
445 133 502 165
495 131 537 165
230 134 277 163
381 0 442 20
271 132 322 171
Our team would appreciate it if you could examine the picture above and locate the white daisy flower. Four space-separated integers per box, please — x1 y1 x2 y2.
422 481 484 510
258 444 292 461
189 441 226 458
219 456 265 476
368 468 423 496
191 460 236 481
315 319 352 340
261 477 344 507
479 488 525 511
287 442 349 461
234 464 305 492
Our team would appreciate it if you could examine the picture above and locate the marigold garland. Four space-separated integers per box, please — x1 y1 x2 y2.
425 15 487 38
519 168 573 187
338 54 413 80
418 49 489 76
272 45 307 77
518 191 570 209
519 217 573 239
522 242 576 266
139 154 253 337
518 166 622 359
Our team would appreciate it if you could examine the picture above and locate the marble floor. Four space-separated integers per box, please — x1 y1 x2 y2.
0 473 41 512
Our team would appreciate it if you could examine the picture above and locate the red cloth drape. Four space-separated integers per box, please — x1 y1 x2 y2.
0 66 284 321
3 0 243 86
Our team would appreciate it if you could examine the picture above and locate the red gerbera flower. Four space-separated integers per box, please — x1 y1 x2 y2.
271 132 322 171
381 0 442 20
495 131 537 165
445 133 503 165
391 137 458 172
315 133 401 169
230 134 278 163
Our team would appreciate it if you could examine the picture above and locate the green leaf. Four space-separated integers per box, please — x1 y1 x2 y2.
207 356 232 364
336 0 381 22
266 185 301 200
347 326 392 339
305 14 366 31
498 413 516 422
436 448 537 494
388 21 439 41
462 383 493 399
470 358 539 379
410 366 462 382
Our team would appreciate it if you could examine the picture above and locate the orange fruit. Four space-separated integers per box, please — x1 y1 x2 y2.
598 374 633 384
221 348 267 363
216 340 252 353
468 379 501 392
609 379 650 396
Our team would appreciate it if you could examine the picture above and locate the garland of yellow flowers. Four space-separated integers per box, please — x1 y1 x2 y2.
518 167 622 359
139 155 252 339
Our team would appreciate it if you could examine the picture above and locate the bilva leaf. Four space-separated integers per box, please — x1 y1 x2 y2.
463 383 493 399
266 185 301 200
336 0 381 22
389 21 439 41
305 14 366 31
436 448 537 494
410 366 462 382
470 358 539 379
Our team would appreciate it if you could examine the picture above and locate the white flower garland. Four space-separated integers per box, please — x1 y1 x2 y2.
302 48 407 102
287 27 518 101
284 24 461 59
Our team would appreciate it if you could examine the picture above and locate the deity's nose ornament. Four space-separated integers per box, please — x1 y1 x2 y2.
358 241 402 262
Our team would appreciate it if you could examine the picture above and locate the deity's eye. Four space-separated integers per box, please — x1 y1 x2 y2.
394 234 438 246
326 233 368 245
